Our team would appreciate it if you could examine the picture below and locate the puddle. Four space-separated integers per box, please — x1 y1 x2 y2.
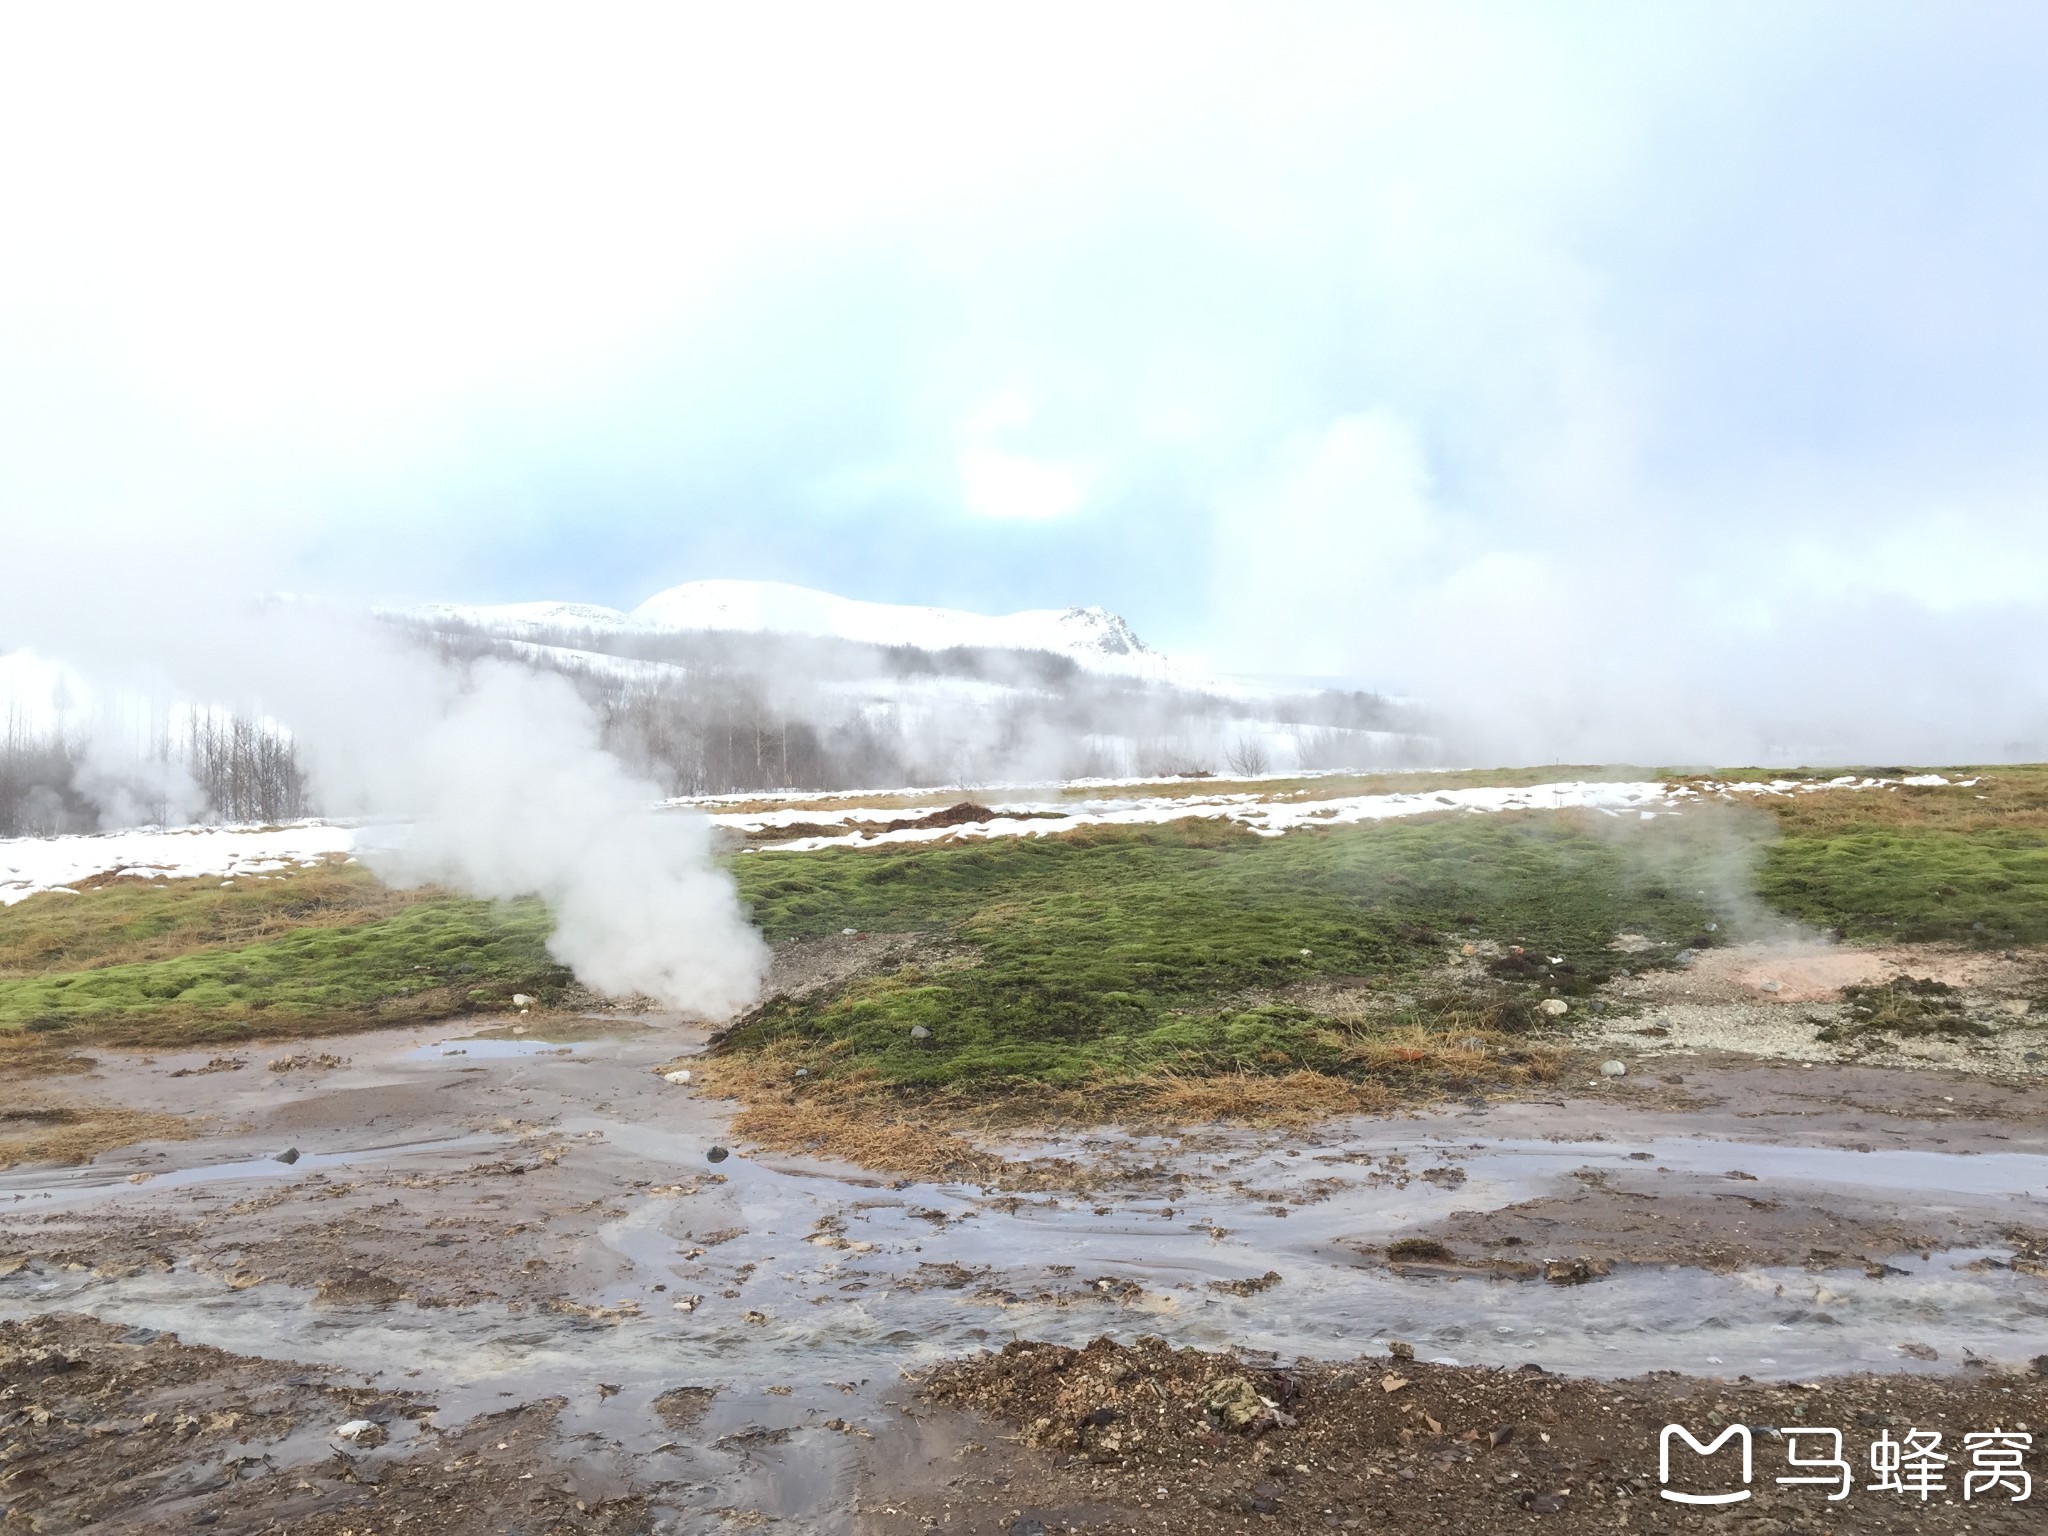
0 1133 505 1207
404 1038 591 1061
12 1122 2041 1398
8 1097 2046 1530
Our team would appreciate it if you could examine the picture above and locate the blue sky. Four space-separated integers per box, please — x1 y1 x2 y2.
4 3 2047 758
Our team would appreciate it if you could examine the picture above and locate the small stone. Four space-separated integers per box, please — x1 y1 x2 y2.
842 927 859 935
512 993 533 1008
706 1145 730 1164
1201 1375 1268 1431
1387 1339 1416 1361
909 1025 931 1042
1544 1257 1606 1285
664 1070 693 1085
1599 1060 1627 1078
273 1147 301 1165
1539 998 1569 1017
334 1419 386 1446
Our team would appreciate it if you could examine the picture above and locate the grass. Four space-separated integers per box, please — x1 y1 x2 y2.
1738 766 2048 944
1817 975 1991 1043
720 813 1714 1092
7 762 2045 1099
0 860 431 977
0 876 568 1049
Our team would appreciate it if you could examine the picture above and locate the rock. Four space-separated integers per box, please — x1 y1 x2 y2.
1489 1423 1515 1447
664 1069 693 1085
1759 979 1780 993
1897 1341 1939 1361
512 993 533 1007
1009 1521 1048 1536
1673 948 1695 966
1387 1339 1416 1361
1201 1375 1270 1432
842 927 859 935
273 1147 301 1164
2029 1354 2048 1377
1599 1060 1627 1078
706 1145 730 1163
909 1025 932 1042
315 1269 403 1306
333 1419 387 1446
1539 998 1569 1017
1543 1257 1608 1285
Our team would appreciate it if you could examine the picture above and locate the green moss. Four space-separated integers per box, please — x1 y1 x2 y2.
1758 828 2048 944
723 815 1716 1089
0 897 567 1042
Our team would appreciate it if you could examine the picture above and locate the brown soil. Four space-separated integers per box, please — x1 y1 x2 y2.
1389 1176 2048 1275
0 1313 650 1535
906 1336 2048 1534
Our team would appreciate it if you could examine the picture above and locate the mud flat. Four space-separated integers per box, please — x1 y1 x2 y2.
1 1016 2043 1532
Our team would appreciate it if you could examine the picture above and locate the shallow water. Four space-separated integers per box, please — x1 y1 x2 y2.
9 1119 2043 1398
9 1061 2046 1532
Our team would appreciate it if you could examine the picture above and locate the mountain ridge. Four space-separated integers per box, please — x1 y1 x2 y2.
417 578 1171 677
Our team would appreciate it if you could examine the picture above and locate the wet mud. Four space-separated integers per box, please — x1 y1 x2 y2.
3 1020 2046 1531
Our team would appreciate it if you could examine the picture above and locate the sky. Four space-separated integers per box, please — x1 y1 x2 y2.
3 3 2047 761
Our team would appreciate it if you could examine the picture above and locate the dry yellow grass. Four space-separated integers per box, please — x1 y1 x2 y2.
685 1031 1561 1184
0 860 438 979
1683 765 2048 838
0 1099 192 1170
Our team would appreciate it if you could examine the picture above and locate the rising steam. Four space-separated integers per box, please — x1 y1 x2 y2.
356 661 768 1017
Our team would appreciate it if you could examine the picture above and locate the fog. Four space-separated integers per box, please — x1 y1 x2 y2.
5 2 2048 958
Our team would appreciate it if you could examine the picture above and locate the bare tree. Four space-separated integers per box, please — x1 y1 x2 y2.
1226 734 1271 777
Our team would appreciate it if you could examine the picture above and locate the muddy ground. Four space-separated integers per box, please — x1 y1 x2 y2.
4 938 2047 1532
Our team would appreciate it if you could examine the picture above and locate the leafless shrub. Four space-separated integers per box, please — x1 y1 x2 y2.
1226 735 1270 777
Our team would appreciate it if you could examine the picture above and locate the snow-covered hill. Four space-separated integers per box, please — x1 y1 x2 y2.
399 578 1428 785
633 580 1156 669
416 579 1175 678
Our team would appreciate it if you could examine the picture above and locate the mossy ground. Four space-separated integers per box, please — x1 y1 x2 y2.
721 813 1715 1093
1739 764 2048 944
0 870 568 1051
6 767 2046 1105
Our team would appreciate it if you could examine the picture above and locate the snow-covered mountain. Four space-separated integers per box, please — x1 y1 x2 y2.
633 581 1156 669
416 579 1176 678
400 578 1427 788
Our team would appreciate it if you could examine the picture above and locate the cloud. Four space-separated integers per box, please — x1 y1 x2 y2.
4 3 2048 764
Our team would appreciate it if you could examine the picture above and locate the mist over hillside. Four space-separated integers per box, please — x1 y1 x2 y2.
0 581 1437 835
395 581 1437 797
